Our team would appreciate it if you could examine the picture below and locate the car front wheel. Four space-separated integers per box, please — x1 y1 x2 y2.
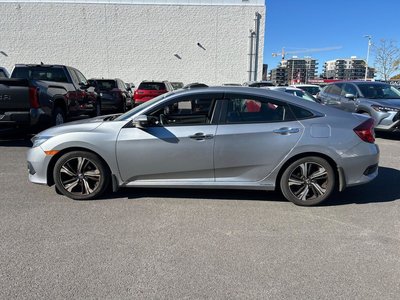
280 156 335 206
53 151 110 200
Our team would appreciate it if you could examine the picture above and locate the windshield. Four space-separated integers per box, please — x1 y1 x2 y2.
299 86 320 95
285 89 316 102
358 84 400 99
114 91 174 121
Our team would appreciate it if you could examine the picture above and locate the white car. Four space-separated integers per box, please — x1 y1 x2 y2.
290 84 321 97
264 86 318 102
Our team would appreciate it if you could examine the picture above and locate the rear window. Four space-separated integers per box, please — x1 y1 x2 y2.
138 82 166 90
96 80 116 90
11 67 69 83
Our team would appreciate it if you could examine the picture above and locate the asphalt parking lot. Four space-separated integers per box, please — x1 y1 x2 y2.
0 132 399 299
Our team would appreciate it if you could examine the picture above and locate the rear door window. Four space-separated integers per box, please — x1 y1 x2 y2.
223 96 295 124
0 69 8 78
138 82 166 90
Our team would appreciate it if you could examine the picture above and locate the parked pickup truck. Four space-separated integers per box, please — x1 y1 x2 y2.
0 64 99 131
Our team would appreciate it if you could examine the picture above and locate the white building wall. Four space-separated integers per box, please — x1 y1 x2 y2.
0 1 265 85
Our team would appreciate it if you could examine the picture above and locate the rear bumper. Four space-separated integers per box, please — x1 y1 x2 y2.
341 143 380 188
0 108 47 128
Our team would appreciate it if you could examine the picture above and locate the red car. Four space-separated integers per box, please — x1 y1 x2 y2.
134 80 174 105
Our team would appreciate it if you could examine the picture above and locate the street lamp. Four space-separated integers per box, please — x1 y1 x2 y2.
0 51 8 57
364 35 372 81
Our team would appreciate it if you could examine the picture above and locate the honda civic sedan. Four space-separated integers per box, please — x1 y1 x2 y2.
27 87 379 206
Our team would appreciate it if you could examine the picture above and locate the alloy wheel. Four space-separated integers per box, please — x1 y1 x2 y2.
59 157 101 196
288 162 328 201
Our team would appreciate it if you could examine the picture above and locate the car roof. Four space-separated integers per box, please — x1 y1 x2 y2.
141 80 169 83
292 84 320 88
14 64 69 68
326 81 388 86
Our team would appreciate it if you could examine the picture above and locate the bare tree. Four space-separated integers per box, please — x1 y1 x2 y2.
373 39 400 81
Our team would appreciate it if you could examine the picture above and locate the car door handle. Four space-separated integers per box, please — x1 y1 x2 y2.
189 132 214 140
273 127 300 135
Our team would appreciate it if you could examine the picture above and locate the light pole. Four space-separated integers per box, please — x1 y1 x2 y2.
364 35 372 81
0 51 8 57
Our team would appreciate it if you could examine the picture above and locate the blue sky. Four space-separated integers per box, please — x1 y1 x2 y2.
263 0 400 75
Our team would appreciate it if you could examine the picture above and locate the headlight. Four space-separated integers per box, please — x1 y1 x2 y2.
31 135 53 148
371 105 400 113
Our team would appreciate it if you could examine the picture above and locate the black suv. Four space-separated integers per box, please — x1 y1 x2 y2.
88 78 133 113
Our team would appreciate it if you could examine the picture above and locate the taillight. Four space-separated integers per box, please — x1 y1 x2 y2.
29 87 40 109
353 118 375 143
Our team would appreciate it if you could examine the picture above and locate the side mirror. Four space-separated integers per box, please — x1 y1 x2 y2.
79 82 89 89
133 115 149 128
345 93 356 100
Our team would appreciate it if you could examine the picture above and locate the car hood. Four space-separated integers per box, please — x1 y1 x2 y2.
367 98 400 107
36 114 120 136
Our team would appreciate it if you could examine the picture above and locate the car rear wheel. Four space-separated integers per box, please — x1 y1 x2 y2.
280 156 335 206
53 151 110 200
52 107 65 126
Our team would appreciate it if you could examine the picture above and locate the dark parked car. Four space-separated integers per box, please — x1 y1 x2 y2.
243 80 275 88
318 81 400 132
88 78 133 113
171 82 184 90
183 82 209 89
134 80 174 105
0 64 99 131
0 67 9 78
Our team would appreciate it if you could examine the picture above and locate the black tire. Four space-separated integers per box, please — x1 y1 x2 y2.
280 156 335 206
121 97 128 112
53 151 110 200
91 101 101 117
52 106 66 126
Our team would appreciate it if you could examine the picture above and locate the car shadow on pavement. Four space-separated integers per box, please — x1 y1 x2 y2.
0 135 32 147
322 166 400 206
100 187 285 203
100 167 400 206
375 131 400 141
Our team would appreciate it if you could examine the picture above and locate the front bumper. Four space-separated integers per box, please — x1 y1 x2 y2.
27 145 52 185
374 110 400 131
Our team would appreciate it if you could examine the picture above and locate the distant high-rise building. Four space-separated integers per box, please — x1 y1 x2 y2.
270 67 287 86
262 64 268 80
323 57 375 80
269 57 318 85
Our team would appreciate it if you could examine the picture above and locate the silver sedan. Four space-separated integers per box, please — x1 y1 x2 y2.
27 87 379 206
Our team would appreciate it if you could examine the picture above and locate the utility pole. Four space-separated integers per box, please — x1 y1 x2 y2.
364 35 372 81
